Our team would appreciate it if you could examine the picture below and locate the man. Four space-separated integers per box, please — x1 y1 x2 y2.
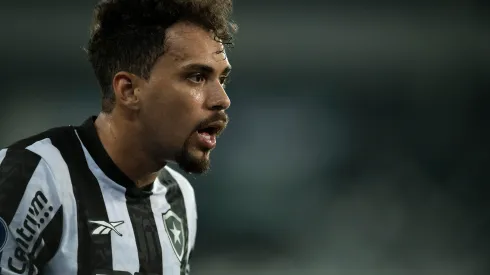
0 0 236 274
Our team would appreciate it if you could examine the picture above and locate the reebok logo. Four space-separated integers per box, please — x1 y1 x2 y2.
89 220 124 236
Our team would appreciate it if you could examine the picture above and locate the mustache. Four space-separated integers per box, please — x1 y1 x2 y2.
194 112 229 132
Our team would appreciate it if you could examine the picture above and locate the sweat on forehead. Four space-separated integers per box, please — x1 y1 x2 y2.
163 22 226 61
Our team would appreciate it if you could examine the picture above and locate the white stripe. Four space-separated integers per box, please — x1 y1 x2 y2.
77 133 140 273
26 138 78 275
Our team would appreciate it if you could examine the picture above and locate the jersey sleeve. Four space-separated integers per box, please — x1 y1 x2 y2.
0 148 63 275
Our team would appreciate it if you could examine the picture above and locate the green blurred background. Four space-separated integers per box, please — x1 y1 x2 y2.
1 0 489 274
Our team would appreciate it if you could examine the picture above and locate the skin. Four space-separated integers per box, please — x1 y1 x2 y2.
94 21 232 187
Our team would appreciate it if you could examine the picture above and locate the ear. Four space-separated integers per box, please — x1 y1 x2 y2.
112 72 142 111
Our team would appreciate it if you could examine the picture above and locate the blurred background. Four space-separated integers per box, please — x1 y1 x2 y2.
1 0 489 274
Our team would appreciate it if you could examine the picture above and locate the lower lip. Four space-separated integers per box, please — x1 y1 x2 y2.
197 132 217 149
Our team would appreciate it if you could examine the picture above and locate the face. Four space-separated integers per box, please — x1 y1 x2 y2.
135 22 231 174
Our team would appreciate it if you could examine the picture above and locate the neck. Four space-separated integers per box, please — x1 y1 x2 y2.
94 112 165 188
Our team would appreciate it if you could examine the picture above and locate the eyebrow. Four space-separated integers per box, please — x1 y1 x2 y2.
182 63 232 75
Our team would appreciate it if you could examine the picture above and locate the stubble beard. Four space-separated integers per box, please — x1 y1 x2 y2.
175 137 211 174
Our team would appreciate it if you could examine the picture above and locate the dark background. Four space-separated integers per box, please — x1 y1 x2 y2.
1 0 489 274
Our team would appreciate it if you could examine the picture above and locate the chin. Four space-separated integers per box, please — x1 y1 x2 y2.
175 148 211 174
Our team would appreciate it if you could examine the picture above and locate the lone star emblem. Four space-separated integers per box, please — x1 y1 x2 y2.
170 222 181 244
163 210 186 262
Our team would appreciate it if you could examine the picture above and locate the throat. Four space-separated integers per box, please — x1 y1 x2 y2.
94 114 165 189
135 173 159 189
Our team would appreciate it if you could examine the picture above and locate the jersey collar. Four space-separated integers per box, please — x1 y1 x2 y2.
76 116 153 198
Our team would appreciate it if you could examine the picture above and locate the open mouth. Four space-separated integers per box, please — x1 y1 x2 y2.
196 122 225 149
197 126 219 136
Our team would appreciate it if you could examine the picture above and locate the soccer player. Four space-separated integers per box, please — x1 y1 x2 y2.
0 0 236 274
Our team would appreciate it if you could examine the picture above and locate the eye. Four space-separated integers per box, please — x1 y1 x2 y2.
188 73 206 84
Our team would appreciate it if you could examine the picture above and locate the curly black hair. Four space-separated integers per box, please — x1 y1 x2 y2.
86 0 237 113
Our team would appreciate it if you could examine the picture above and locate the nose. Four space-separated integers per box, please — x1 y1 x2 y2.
207 81 231 111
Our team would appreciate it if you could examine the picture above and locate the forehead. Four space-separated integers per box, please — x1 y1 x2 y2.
162 21 230 69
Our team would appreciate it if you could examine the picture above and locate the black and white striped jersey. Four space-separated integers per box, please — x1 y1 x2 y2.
0 117 197 275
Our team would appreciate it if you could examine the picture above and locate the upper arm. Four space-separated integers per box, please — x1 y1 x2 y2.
0 148 63 275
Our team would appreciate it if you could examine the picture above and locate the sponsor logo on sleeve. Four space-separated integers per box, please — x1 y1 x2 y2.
8 191 54 273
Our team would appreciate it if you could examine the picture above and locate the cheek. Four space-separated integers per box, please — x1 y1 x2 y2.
173 87 205 117
155 89 203 131
189 87 205 104
142 84 205 127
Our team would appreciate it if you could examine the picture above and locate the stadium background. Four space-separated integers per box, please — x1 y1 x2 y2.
1 0 489 274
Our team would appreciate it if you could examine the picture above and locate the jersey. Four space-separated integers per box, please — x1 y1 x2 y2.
0 117 197 275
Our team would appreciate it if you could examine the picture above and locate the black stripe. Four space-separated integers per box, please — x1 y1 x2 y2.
49 127 113 274
160 170 189 275
126 195 163 274
0 149 42 224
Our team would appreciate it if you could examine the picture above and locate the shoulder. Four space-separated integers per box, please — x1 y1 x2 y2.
0 128 72 219
162 166 198 248
163 166 195 199
163 167 197 216
3 126 78 184
161 166 197 219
